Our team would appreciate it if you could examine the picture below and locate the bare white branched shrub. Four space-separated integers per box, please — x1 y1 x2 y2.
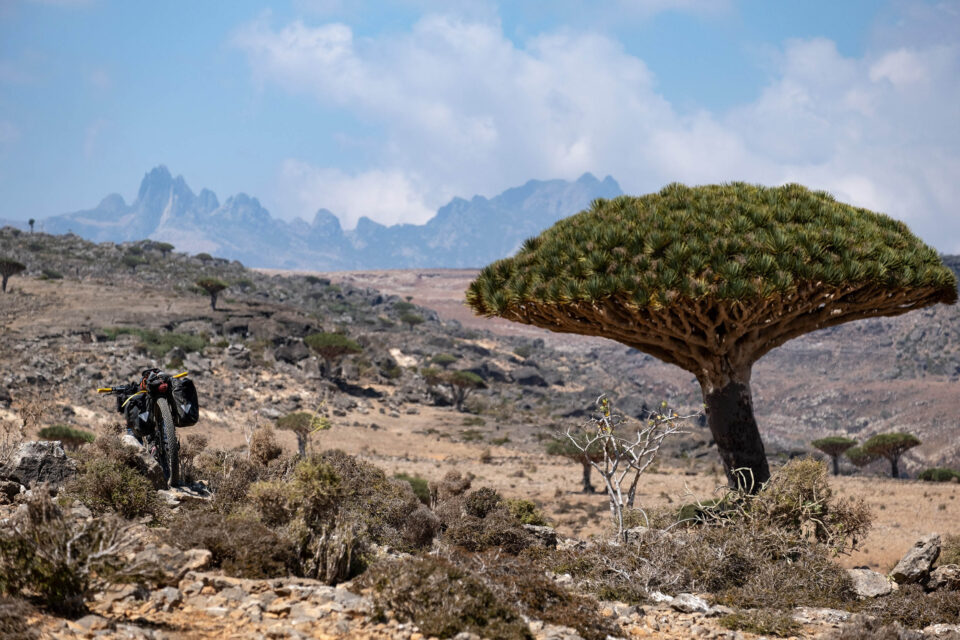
0 418 24 466
564 395 693 540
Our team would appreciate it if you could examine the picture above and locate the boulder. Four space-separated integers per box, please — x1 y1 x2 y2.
847 568 895 598
275 340 309 364
522 524 558 548
0 441 76 488
928 564 960 591
670 593 711 614
891 534 941 584
511 366 548 387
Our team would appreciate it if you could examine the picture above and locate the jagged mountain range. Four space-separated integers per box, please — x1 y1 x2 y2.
38 166 622 270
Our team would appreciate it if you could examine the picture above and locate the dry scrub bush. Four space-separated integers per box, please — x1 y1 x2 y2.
827 616 926 640
719 609 801 637
171 510 296 579
689 458 872 556
506 498 548 526
249 426 283 467
437 487 533 555
942 535 960 566
429 469 472 505
356 555 532 640
538 460 865 610
0 596 38 639
861 584 960 629
65 435 161 520
0 493 158 616
356 549 620 640
177 433 208 485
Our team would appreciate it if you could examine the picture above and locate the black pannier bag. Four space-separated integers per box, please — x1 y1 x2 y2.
172 377 199 427
123 392 151 433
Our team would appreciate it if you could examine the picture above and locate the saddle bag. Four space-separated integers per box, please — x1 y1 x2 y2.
172 377 199 427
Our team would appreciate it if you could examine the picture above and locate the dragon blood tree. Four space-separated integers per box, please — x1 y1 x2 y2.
466 183 958 489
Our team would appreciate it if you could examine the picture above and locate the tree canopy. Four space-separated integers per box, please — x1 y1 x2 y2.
0 257 26 292
467 182 956 384
862 432 921 478
811 436 858 475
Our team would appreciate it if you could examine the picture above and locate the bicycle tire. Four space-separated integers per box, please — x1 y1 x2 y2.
156 397 180 487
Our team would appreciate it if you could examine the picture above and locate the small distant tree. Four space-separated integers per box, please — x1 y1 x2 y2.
393 300 415 315
811 436 858 476
399 311 424 330
122 254 145 272
545 434 603 493
196 277 228 311
28 218 35 233
862 432 921 478
447 370 486 412
846 446 878 470
195 252 213 263
430 353 458 369
276 410 330 457
304 332 363 378
564 396 688 539
37 424 95 451
0 258 26 292
155 242 174 257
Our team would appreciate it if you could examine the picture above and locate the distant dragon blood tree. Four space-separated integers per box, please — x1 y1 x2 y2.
811 436 858 476
467 183 958 489
862 432 921 478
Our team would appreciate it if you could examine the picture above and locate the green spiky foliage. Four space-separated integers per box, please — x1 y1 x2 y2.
276 411 330 457
545 435 604 494
196 277 228 311
0 257 26 293
811 436 858 476
467 182 957 488
422 369 486 412
845 446 877 470
304 332 363 378
862 432 921 478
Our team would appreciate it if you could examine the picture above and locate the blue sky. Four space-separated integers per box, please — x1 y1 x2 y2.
1 0 959 251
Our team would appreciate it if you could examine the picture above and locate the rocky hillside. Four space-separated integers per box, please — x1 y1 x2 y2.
37 166 622 270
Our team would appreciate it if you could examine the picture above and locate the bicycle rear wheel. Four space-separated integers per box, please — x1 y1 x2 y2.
155 397 180 487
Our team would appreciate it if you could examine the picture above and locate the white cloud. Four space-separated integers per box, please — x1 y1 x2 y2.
235 5 960 252
278 160 439 228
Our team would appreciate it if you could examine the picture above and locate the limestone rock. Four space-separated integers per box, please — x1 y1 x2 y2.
891 534 941 584
523 524 558 548
848 568 895 598
928 564 960 591
0 441 76 488
670 593 711 614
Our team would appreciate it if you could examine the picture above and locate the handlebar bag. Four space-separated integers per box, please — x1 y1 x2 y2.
172 377 199 427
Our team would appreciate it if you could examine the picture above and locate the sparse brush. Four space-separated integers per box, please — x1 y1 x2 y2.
171 509 296 579
249 426 283 466
506 498 548 526
394 472 430 504
0 492 159 616
356 555 532 639
719 609 802 637
861 584 960 628
0 596 38 639
827 615 925 640
430 470 472 505
64 434 161 519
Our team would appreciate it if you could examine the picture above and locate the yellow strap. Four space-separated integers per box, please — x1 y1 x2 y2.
172 371 188 379
121 390 147 408
96 387 113 393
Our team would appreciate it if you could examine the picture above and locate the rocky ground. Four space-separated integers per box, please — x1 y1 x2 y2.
1 229 960 639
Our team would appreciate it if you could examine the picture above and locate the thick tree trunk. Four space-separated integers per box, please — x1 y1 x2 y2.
580 461 595 493
1 275 7 292
832 455 840 476
890 455 899 478
701 366 770 491
210 293 218 311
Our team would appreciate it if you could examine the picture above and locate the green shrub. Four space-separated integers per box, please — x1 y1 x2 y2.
356 555 532 639
40 268 63 280
439 491 533 555
101 327 206 359
918 467 960 482
506 498 547 526
37 424 95 450
719 609 801 637
394 473 430 504
430 353 459 368
64 435 161 519
171 509 296 579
